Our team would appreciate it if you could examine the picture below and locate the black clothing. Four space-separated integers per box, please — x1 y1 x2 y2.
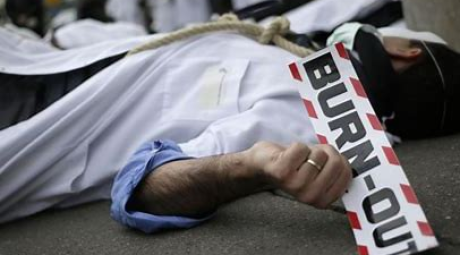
0 54 123 130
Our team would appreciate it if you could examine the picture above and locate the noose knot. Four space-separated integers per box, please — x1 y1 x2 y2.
217 13 240 23
259 16 290 44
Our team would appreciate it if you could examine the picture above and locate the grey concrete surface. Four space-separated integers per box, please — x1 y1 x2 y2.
403 0 460 52
0 134 459 255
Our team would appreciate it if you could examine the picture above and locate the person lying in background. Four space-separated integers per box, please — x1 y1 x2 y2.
0 20 458 234
257 0 403 37
106 0 212 33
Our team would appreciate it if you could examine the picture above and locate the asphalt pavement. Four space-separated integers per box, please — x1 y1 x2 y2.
0 134 459 255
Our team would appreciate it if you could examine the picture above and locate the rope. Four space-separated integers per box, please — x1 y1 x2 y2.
127 13 314 57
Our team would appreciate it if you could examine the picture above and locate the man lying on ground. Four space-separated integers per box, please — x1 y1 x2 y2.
0 20 458 234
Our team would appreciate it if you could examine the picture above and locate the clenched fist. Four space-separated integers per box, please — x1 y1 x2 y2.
244 141 352 209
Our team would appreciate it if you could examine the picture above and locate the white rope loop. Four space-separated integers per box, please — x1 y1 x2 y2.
127 13 314 57
258 16 290 44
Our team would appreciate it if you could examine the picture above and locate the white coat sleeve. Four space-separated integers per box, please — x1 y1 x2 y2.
179 95 318 158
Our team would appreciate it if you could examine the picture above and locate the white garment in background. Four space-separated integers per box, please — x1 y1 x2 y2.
106 0 211 33
50 8 78 29
0 30 317 223
105 0 145 28
152 0 211 32
0 25 57 55
54 19 147 49
261 0 397 33
232 0 266 10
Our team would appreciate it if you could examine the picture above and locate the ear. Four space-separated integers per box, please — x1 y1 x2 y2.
386 46 422 60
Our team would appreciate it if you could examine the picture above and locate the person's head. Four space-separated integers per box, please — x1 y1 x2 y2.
380 37 460 139
77 0 114 23
5 0 44 35
352 26 460 139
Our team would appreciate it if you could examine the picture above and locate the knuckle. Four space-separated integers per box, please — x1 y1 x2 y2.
254 141 280 153
320 144 334 151
289 143 309 159
292 142 304 149
313 148 329 161
293 142 310 154
329 156 343 170
272 168 290 182
269 150 281 163
320 144 338 155
278 156 298 172
252 141 265 151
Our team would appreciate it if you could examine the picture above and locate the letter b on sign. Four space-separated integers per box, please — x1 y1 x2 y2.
304 52 341 90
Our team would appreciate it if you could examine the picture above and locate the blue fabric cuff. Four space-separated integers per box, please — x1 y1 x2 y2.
110 140 213 233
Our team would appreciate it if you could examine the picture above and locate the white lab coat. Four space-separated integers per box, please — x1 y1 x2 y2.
0 28 316 223
106 0 211 33
0 24 57 55
54 19 147 49
152 0 211 32
105 0 146 28
261 0 397 33
232 0 266 10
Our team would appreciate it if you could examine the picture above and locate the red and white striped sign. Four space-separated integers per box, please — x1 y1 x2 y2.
288 43 438 255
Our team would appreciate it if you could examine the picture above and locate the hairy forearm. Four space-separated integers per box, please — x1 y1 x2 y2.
130 152 270 218
129 141 352 219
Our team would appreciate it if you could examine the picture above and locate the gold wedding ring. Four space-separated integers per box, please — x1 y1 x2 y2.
307 159 323 172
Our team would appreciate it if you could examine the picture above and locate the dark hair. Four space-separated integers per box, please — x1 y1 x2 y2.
385 41 460 139
5 0 44 35
77 0 114 23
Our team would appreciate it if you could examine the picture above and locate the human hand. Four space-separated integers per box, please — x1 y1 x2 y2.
244 141 352 209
